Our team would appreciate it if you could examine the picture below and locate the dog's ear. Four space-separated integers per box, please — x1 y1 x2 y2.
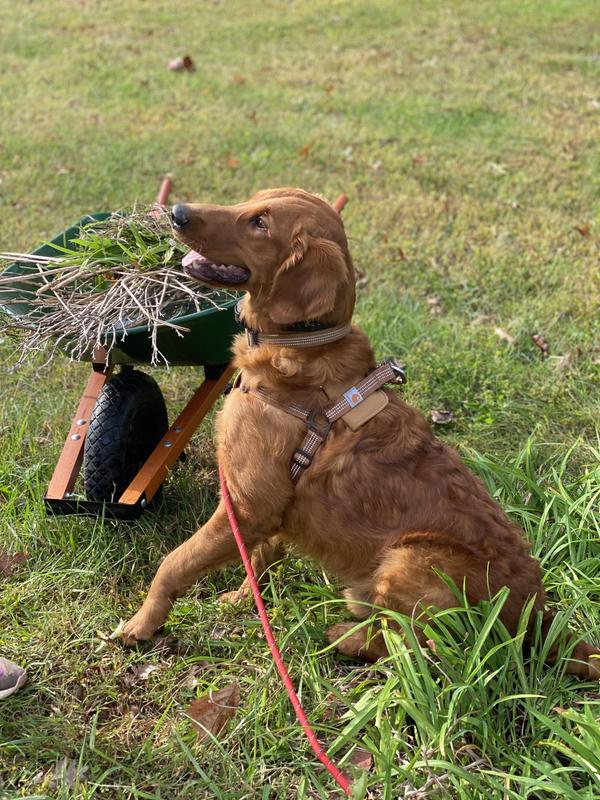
268 234 348 325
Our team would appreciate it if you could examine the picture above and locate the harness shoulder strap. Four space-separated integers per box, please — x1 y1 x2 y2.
241 359 406 483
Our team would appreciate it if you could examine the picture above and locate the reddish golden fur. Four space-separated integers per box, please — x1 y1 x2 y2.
122 189 599 679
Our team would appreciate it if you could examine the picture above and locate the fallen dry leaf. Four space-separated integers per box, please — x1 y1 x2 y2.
349 747 373 771
151 634 181 654
431 409 453 425
340 747 373 790
321 690 348 722
553 351 575 372
122 663 162 687
471 313 496 326
181 663 211 690
186 683 240 742
168 55 194 71
298 143 313 158
494 327 516 345
426 296 442 315
33 758 89 791
531 333 550 358
134 663 161 680
0 552 27 579
488 161 508 177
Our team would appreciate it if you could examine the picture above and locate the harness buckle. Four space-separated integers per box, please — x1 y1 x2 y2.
306 410 332 438
386 358 407 385
292 447 315 468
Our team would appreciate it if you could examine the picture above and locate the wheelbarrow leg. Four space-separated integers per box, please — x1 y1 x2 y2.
118 364 235 507
45 361 113 500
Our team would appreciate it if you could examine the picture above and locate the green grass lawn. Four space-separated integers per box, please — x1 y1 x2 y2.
1 1 599 797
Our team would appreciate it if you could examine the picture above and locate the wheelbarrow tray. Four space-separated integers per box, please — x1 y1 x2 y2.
0 212 241 366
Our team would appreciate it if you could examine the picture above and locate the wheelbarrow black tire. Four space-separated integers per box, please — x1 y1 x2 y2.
83 369 168 503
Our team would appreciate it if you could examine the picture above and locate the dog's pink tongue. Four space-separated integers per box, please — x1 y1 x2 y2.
182 250 203 268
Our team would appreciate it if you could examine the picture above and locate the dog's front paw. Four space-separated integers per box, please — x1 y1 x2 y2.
218 586 251 605
121 603 166 646
326 623 363 657
326 622 387 662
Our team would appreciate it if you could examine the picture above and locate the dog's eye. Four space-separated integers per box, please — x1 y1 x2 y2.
251 215 267 231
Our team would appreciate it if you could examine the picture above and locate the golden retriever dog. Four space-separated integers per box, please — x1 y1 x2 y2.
121 188 599 679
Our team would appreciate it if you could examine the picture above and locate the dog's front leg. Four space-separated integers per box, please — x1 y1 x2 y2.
122 502 266 644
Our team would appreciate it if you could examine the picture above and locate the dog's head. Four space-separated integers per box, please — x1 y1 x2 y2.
172 188 355 327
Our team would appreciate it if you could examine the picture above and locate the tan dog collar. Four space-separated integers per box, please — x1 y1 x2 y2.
235 301 352 348
244 322 353 349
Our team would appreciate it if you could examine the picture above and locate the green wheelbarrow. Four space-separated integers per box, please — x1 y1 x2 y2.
0 180 241 519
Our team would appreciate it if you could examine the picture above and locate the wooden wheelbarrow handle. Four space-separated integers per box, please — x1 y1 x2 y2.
332 193 348 213
156 177 173 206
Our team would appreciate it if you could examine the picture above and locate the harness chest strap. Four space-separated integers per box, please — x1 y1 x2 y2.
248 359 406 482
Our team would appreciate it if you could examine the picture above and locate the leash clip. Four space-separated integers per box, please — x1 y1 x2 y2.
237 301 259 348
386 358 407 385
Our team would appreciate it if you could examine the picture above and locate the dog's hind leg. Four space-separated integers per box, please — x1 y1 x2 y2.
540 611 600 680
326 544 460 662
219 536 286 604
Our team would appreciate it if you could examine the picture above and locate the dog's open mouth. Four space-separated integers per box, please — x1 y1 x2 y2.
182 251 250 285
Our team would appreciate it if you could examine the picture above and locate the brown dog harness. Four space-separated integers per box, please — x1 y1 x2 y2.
243 359 406 482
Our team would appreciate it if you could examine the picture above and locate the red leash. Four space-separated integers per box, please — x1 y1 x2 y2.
218 464 353 797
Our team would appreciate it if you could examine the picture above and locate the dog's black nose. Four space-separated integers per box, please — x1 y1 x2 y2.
172 204 190 228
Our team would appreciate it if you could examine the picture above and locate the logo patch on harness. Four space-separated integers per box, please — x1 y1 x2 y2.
343 386 364 407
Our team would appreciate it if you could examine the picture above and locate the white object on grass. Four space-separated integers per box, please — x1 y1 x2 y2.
0 657 27 699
